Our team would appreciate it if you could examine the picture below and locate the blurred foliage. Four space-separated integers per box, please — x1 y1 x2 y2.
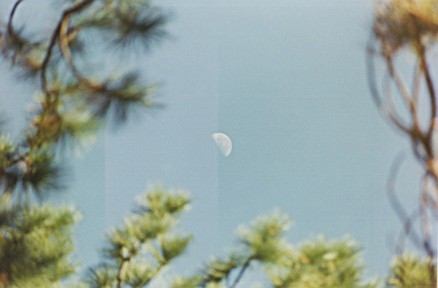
0 0 436 287
0 0 167 197
83 186 192 288
373 0 438 56
0 195 78 287
0 0 172 286
387 255 436 288
171 213 379 288
267 238 379 288
371 1 437 287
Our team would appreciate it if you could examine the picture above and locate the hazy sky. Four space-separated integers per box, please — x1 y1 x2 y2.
0 0 422 282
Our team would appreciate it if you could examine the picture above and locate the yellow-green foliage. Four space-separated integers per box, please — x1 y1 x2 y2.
0 0 436 287
0 197 78 287
84 186 192 288
387 254 436 288
172 212 378 288
267 237 379 288
374 0 438 55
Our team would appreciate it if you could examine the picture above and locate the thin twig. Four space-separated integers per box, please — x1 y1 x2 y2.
230 258 252 288
115 257 129 288
419 175 436 259
418 41 437 140
396 208 421 255
383 72 408 127
40 0 94 94
366 40 411 134
411 61 422 108
58 14 104 91
387 57 417 117
387 153 423 250
59 16 88 82
7 0 24 37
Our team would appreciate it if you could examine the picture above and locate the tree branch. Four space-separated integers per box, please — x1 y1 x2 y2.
386 56 417 117
366 40 411 134
230 257 252 288
116 257 130 288
411 61 422 108
396 208 421 255
40 0 94 94
417 36 437 141
7 0 24 37
387 153 423 250
58 14 104 91
419 176 436 259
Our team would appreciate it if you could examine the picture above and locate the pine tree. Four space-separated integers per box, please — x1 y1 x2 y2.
0 0 170 286
82 186 192 288
0 0 436 287
171 212 378 288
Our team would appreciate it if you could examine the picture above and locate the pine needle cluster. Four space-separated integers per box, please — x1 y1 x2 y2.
0 0 169 286
0 0 436 287
83 186 191 288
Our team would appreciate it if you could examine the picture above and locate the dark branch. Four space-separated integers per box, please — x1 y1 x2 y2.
387 153 423 250
366 38 410 134
230 258 252 288
7 0 24 37
396 208 421 255
40 0 94 94
419 176 437 259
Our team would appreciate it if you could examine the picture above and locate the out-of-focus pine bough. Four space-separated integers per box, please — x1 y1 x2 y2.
0 0 436 287
0 0 168 286
0 194 78 287
368 0 437 287
0 0 166 198
171 214 378 288
83 187 192 288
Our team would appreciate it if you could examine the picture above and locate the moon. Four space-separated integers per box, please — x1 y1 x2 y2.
212 132 232 157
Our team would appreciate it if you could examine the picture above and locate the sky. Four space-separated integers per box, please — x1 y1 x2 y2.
0 0 424 283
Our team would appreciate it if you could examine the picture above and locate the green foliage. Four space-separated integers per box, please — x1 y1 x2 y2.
170 212 378 288
0 1 436 288
195 211 291 287
171 276 203 288
76 0 167 49
387 254 436 288
83 186 192 288
22 149 65 196
0 196 78 287
0 136 18 193
267 237 379 288
0 136 63 197
0 0 173 286
0 0 168 198
237 210 291 263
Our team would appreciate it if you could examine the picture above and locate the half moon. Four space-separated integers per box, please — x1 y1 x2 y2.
212 132 232 157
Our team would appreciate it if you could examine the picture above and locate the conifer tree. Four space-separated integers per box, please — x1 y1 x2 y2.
82 186 192 288
0 0 436 287
171 213 378 288
0 0 169 286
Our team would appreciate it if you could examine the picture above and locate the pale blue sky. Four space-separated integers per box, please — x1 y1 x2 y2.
0 0 422 282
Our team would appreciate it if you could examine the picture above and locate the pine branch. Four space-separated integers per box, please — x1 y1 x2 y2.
40 0 94 94
229 257 252 288
87 187 191 287
115 257 130 288
7 0 25 38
